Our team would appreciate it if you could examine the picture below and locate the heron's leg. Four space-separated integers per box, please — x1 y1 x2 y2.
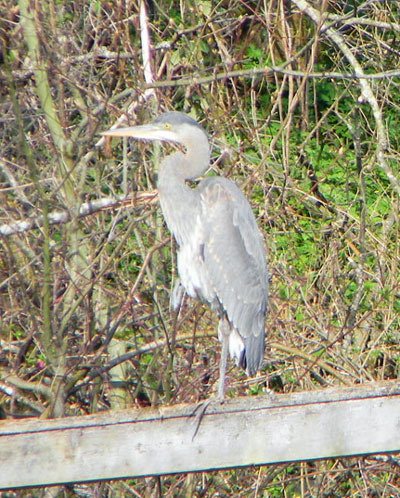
217 318 230 400
171 278 184 311
191 318 230 438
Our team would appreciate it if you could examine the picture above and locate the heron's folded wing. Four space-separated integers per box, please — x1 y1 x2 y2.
198 178 268 374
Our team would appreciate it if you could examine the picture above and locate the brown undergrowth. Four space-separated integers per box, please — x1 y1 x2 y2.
1 0 400 496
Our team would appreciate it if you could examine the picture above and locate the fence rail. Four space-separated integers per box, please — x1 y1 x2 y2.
1 382 400 489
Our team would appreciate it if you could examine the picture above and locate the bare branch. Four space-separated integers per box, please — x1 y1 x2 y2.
0 192 158 236
147 66 400 89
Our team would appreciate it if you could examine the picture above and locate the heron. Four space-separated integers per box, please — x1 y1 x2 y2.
103 112 268 399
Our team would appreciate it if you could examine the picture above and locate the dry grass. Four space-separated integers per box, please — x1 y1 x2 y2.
1 0 400 496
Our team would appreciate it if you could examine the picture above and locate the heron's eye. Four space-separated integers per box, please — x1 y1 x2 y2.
164 123 171 130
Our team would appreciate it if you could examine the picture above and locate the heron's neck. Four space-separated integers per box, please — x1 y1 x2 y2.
160 130 210 182
157 135 210 245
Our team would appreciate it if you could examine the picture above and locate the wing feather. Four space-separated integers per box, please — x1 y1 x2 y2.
198 177 268 374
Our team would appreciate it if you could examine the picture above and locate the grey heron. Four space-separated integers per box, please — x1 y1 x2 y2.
103 112 268 399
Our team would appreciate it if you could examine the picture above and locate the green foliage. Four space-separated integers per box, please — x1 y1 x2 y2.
1 0 400 495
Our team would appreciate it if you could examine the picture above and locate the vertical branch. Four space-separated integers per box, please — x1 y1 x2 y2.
18 0 65 151
7 4 52 365
139 0 155 88
17 0 87 416
346 106 366 334
41 200 53 361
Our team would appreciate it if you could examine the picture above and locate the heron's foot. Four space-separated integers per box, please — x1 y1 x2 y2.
264 386 278 402
191 395 224 440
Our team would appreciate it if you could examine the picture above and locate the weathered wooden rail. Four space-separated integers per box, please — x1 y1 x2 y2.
1 382 399 489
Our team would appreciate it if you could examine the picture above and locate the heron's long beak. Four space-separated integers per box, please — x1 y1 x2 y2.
102 124 178 143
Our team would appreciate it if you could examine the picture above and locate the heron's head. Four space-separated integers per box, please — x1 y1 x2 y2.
102 112 207 147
